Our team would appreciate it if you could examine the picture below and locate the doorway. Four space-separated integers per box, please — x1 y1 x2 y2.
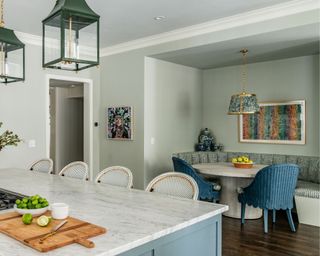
49 80 84 174
45 75 94 179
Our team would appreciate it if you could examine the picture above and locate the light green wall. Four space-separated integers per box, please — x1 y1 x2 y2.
319 54 320 156
99 10 319 189
0 44 101 175
144 58 202 186
202 55 319 156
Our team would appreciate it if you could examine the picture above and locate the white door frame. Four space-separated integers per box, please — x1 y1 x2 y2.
45 74 94 180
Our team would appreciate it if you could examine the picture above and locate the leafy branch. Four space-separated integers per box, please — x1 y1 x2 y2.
0 122 21 151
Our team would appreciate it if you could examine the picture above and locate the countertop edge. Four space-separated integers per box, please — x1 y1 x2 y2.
95 205 229 256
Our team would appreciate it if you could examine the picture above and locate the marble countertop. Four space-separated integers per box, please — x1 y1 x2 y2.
193 162 267 178
0 168 228 256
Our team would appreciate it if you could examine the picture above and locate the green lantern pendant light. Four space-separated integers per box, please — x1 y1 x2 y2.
42 0 100 71
228 49 259 115
0 0 25 84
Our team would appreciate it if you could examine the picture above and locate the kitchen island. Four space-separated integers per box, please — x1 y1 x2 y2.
0 169 228 256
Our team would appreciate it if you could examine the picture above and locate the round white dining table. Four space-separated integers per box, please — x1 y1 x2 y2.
192 162 267 219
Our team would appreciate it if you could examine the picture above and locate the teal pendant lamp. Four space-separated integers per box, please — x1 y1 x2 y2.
228 49 259 115
42 0 100 71
0 0 25 84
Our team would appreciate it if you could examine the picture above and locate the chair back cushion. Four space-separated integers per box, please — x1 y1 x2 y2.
146 172 199 200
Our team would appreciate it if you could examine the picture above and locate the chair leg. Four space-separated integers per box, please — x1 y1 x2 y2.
264 209 268 233
286 209 296 232
272 209 276 223
241 203 246 225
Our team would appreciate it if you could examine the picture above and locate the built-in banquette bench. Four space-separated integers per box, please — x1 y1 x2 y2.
173 151 320 227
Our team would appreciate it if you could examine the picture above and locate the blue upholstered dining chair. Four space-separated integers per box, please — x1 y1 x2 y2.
172 157 220 202
238 164 299 233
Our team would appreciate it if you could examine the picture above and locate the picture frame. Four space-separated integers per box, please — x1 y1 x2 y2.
107 106 133 140
239 100 306 145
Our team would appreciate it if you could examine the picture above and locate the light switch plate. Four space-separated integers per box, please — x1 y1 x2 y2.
28 140 36 148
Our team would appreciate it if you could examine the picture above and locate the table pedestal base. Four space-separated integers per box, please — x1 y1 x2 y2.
219 176 262 219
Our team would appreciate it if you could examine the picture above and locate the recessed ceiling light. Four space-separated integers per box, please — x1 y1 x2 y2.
154 16 166 21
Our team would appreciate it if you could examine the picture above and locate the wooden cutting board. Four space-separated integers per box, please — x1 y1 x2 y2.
0 211 107 252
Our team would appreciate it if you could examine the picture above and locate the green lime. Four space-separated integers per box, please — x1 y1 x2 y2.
22 213 33 225
37 215 52 227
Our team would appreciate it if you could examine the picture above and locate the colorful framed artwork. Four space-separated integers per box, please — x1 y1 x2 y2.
107 106 133 140
239 100 305 144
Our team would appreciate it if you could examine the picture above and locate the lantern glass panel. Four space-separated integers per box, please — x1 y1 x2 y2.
78 21 98 62
6 47 23 79
0 43 24 83
63 16 98 63
44 14 61 65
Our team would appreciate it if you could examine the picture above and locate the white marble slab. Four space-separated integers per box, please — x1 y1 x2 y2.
0 169 228 256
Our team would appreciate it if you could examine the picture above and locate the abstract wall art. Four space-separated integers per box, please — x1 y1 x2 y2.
239 100 305 144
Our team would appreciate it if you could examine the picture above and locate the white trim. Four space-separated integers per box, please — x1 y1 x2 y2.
15 32 42 47
100 0 319 56
45 74 94 180
15 0 319 56
295 196 320 227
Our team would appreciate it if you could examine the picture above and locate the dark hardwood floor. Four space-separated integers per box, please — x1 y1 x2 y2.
222 211 320 256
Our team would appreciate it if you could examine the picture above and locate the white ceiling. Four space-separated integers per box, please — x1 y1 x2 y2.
5 0 294 48
152 24 320 69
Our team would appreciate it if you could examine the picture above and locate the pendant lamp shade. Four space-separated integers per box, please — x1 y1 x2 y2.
228 92 259 114
0 0 25 84
42 0 100 71
228 49 259 115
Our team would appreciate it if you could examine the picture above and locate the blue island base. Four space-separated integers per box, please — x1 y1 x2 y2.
119 215 222 256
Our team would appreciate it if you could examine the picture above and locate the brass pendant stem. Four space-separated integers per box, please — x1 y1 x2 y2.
240 49 248 93
0 0 5 28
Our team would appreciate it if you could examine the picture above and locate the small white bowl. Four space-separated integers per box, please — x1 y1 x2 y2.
14 205 49 216
51 203 69 220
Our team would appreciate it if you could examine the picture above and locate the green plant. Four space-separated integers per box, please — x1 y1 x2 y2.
0 122 21 151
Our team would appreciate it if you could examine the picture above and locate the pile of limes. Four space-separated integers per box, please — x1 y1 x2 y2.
15 195 49 209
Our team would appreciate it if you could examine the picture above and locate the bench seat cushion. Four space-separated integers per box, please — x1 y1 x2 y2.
295 181 320 199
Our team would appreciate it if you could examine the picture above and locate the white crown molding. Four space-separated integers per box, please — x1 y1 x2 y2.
15 32 42 46
15 32 96 57
14 0 319 57
100 0 320 57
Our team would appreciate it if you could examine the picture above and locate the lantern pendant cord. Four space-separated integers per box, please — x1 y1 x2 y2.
241 49 248 94
0 0 4 28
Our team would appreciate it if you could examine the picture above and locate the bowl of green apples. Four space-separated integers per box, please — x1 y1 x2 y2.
14 195 49 216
